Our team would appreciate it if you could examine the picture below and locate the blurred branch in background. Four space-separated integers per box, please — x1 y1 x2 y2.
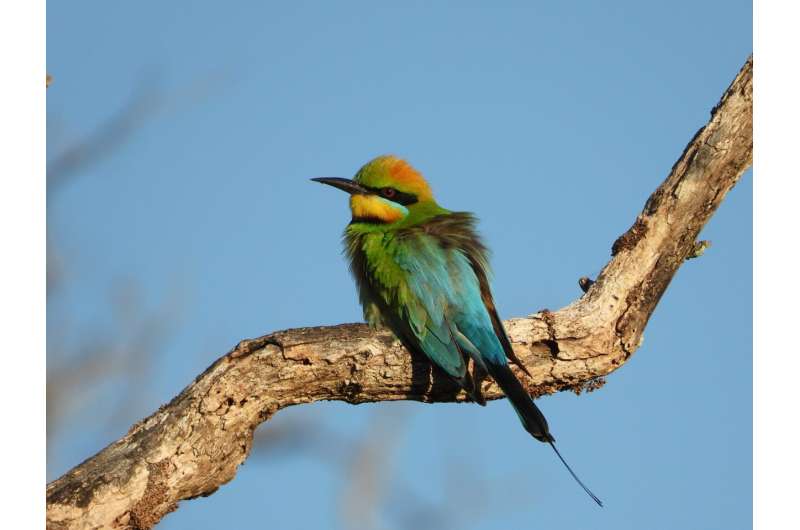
336 409 497 530
340 410 407 530
47 76 163 194
46 280 180 448
47 68 229 192
46 70 224 470
254 408 497 530
46 74 177 474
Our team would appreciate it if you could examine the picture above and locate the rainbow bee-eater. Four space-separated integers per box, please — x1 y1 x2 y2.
313 155 601 506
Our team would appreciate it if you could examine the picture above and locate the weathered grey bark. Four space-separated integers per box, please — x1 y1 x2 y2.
46 56 753 530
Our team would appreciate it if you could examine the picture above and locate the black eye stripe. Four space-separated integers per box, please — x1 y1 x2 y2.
364 186 418 206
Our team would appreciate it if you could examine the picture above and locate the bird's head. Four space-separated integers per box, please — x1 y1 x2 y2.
312 155 444 225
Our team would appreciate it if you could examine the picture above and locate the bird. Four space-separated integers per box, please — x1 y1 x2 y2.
312 155 602 506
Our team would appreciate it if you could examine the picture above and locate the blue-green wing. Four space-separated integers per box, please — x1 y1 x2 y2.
391 233 508 393
347 229 472 387
394 230 552 443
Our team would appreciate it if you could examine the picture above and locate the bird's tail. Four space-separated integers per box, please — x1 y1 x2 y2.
487 362 603 507
488 362 552 441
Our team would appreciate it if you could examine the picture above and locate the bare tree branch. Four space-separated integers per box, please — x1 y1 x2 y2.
45 56 753 530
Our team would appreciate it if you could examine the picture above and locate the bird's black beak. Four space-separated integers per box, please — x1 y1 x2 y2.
311 177 369 195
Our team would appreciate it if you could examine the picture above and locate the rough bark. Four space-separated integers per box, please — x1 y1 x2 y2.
46 56 753 530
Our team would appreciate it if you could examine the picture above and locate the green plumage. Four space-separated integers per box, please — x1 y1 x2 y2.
345 212 492 400
313 155 602 505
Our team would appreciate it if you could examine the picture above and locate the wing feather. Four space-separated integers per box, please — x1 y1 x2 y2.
345 213 523 401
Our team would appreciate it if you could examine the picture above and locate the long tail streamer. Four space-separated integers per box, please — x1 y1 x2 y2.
548 441 603 507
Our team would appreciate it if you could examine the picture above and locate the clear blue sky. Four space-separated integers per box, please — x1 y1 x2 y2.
47 1 752 529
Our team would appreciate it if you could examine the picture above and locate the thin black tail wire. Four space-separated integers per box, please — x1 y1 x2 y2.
548 440 603 507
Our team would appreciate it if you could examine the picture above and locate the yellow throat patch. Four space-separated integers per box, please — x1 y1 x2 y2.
350 194 406 223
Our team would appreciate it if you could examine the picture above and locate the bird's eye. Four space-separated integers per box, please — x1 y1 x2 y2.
381 187 397 199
